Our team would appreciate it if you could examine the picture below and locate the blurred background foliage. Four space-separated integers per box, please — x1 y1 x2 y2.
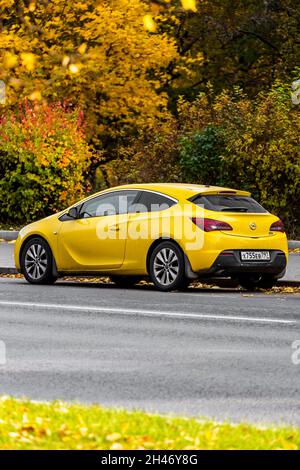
0 0 299 235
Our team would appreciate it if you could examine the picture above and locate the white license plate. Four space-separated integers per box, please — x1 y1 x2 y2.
240 251 270 261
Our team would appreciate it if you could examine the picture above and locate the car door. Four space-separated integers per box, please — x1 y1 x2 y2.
57 190 140 271
124 190 178 271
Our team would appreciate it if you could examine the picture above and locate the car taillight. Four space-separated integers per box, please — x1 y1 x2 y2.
191 217 233 232
270 220 285 233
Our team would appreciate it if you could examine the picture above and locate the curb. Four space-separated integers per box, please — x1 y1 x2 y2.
288 240 300 249
0 267 18 274
277 280 300 287
0 230 19 241
204 278 300 288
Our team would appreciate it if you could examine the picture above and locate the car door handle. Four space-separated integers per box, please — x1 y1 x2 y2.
109 225 120 231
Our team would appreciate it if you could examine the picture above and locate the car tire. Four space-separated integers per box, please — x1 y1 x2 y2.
149 241 189 292
21 237 57 285
110 275 141 288
238 274 277 291
176 277 191 291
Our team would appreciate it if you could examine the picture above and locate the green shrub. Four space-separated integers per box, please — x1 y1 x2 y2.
179 125 226 185
0 101 92 225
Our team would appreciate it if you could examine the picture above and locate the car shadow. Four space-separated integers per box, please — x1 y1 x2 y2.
2 275 242 293
50 279 241 294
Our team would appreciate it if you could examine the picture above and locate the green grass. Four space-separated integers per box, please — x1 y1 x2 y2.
0 396 299 449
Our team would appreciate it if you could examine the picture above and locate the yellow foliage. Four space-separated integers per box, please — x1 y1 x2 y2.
143 14 157 32
106 432 122 442
68 63 81 74
3 52 18 69
77 43 87 55
20 52 36 71
0 0 178 144
181 0 197 12
29 90 42 101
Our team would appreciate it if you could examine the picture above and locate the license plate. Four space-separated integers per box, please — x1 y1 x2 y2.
240 251 270 261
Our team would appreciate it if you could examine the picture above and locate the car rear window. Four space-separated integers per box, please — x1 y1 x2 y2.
190 194 268 213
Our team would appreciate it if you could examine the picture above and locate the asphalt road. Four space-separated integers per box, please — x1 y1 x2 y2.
0 278 299 425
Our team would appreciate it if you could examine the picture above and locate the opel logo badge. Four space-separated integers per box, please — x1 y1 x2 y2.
249 222 257 230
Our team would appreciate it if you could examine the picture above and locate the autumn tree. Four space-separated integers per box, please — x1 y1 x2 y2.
0 0 178 168
148 0 300 103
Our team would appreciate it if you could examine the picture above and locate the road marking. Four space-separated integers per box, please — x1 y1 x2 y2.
0 300 296 325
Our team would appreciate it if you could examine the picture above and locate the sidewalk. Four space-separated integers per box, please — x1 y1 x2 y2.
0 242 16 274
1 241 299 283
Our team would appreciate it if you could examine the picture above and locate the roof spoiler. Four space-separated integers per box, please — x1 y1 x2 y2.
199 189 251 197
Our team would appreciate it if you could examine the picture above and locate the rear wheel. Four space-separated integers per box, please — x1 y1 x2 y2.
149 241 189 292
110 275 141 288
21 237 57 285
238 274 277 291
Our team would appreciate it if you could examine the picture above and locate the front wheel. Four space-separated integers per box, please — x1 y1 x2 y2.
21 237 57 285
149 241 189 292
238 274 277 291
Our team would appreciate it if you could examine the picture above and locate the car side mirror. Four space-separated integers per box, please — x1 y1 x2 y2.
68 207 79 219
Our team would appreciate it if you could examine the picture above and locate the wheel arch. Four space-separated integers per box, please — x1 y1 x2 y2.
146 237 197 279
19 234 58 276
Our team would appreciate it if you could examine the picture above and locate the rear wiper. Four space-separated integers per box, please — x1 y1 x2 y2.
221 207 248 212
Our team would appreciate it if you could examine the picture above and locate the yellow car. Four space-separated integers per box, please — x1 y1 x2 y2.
14 183 288 291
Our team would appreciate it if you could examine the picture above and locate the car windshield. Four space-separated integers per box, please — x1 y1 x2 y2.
191 194 268 213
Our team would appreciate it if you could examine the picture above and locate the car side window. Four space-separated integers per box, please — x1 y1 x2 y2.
79 190 140 219
133 191 177 213
119 191 141 214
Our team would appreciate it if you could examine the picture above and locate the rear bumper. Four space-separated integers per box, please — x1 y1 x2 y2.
197 249 287 279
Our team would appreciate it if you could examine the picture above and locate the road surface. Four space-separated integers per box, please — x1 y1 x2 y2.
0 278 299 425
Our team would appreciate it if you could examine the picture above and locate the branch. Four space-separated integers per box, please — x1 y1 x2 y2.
238 29 281 55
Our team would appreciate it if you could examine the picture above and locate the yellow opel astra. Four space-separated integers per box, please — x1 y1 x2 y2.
14 183 288 291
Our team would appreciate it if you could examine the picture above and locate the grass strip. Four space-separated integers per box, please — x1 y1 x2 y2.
0 396 299 450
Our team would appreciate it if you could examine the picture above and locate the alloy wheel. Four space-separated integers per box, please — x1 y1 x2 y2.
153 247 180 286
24 243 48 280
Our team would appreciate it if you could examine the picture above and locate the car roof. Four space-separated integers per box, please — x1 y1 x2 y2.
102 183 251 200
